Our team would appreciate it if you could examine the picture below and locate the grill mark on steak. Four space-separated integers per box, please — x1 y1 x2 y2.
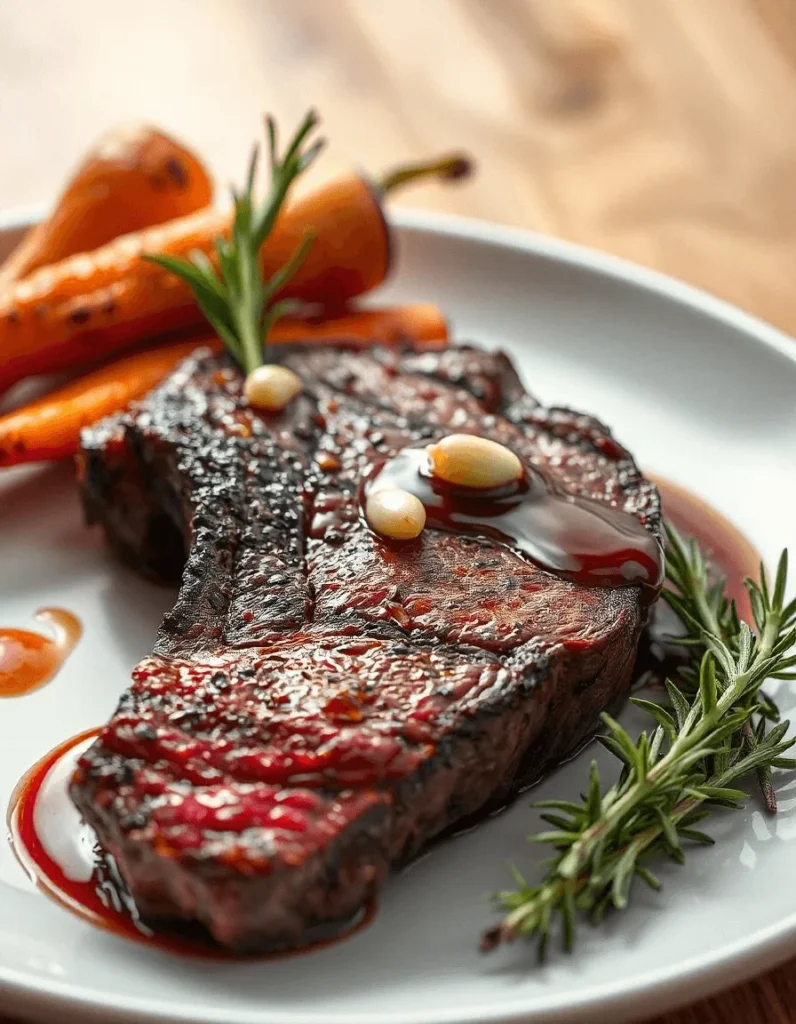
73 341 661 951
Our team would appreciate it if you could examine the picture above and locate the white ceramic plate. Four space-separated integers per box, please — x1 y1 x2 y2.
1 209 796 1024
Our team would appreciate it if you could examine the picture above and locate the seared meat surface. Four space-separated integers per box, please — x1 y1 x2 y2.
73 342 660 951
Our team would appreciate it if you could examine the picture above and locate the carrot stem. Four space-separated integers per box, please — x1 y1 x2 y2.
378 152 474 195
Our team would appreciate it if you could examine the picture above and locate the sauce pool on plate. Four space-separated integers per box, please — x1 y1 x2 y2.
7 731 374 958
0 608 82 697
652 475 759 619
635 475 761 689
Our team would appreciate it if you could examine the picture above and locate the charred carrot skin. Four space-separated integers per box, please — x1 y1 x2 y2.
0 304 448 466
0 174 389 393
0 125 213 286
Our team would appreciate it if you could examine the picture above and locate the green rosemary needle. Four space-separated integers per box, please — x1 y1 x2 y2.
144 110 324 375
482 521 796 958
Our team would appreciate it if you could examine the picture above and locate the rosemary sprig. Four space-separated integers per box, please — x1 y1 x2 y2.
482 522 796 957
145 110 324 375
662 525 786 809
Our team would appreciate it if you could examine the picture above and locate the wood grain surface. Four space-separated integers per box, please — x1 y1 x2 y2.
1 1 795 1021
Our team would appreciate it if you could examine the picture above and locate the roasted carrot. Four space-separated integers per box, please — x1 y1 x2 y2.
0 342 200 465
270 303 448 348
0 303 449 466
0 153 470 393
0 125 212 286
182 303 449 356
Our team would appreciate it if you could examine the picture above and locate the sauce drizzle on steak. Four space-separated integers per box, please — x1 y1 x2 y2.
363 446 662 600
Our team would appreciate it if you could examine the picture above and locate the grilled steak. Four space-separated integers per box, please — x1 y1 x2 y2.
72 341 661 951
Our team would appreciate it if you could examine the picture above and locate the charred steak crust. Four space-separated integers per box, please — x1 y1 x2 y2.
73 342 661 951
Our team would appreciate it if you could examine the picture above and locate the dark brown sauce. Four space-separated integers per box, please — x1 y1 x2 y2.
0 609 82 697
364 447 664 604
8 730 374 958
652 474 758 621
634 475 761 688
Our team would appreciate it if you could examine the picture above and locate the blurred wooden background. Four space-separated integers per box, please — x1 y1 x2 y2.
2 0 796 336
2 0 796 1021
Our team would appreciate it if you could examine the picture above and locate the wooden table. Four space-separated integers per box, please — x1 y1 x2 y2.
1 0 795 1020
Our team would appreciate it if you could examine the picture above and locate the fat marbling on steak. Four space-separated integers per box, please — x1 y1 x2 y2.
71 341 661 951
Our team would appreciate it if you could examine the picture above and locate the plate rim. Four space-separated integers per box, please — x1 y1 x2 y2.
1 204 795 1024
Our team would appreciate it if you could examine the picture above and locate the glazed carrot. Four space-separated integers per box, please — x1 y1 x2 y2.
183 303 449 355
270 303 448 348
0 341 201 466
0 304 449 466
0 125 212 286
0 153 470 393
181 303 448 357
